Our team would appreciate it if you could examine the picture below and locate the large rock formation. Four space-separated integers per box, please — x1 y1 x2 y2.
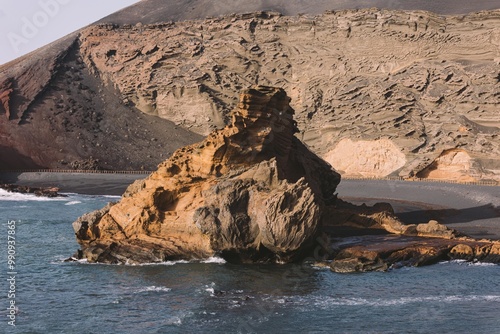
1 5 499 182
72 86 500 269
73 86 340 263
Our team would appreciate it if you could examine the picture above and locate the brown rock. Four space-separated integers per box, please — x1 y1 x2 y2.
0 183 64 198
481 244 500 263
449 244 474 261
73 86 340 264
414 220 458 239
330 248 388 273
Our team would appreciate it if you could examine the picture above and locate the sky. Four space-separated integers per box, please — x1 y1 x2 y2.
0 0 140 65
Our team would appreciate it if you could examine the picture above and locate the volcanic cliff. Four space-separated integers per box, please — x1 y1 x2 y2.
72 87 500 269
1 6 499 182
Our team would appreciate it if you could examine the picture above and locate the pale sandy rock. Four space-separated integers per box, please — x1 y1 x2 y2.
323 138 406 177
416 148 494 182
76 9 500 182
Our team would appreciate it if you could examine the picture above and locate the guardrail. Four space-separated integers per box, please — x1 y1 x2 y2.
0 169 153 174
342 176 499 186
0 170 498 186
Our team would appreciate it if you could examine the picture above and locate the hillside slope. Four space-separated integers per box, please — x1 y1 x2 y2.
0 4 499 181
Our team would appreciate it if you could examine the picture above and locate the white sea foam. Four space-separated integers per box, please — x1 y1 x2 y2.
135 286 172 293
440 259 498 267
301 294 500 308
65 201 82 205
0 189 67 201
103 195 122 199
126 257 225 266
201 256 226 264
164 316 183 325
467 261 497 267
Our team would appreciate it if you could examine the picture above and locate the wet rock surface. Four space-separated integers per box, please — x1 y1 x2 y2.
0 183 64 197
325 234 500 273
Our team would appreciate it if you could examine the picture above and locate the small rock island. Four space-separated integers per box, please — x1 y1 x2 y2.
73 86 500 271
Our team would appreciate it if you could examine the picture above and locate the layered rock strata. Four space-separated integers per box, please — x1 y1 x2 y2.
1 8 499 181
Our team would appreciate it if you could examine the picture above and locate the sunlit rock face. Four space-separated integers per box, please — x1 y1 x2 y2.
73 86 341 264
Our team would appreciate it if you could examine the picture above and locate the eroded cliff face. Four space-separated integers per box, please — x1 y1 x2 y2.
1 8 498 179
77 9 500 181
73 87 341 263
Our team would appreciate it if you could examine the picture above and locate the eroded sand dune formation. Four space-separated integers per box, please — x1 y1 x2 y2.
0 8 499 182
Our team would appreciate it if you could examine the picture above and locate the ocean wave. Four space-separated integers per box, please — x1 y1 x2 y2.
134 286 172 293
125 260 190 266
200 256 226 264
440 259 498 267
58 257 224 266
292 294 500 308
124 257 226 266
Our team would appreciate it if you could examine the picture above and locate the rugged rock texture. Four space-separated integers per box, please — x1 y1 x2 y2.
0 183 63 197
327 235 500 273
77 8 500 182
73 87 341 264
1 6 499 182
72 87 500 270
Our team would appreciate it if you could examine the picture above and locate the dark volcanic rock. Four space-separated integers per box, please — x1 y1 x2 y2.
326 235 500 273
0 183 64 197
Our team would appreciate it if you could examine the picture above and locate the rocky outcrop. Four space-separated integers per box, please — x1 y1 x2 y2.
327 235 500 273
73 86 340 264
72 86 500 270
416 149 483 182
0 183 63 197
323 138 407 178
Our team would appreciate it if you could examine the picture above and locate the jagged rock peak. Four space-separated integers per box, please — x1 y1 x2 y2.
156 86 299 180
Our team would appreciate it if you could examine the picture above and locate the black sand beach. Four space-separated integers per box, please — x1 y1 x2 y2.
337 180 500 240
1 172 498 239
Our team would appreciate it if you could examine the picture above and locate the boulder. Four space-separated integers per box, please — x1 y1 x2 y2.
0 183 64 197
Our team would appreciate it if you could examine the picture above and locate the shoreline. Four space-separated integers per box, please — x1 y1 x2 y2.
0 171 148 196
1 171 498 194
1 172 498 239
